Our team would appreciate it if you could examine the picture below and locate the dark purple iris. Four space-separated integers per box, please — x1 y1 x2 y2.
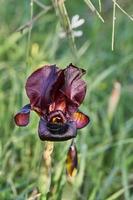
14 63 90 141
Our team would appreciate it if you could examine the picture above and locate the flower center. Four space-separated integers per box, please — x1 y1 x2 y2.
47 110 68 135
50 116 63 124
47 110 67 124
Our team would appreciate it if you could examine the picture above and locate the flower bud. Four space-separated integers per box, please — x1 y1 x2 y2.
66 142 78 177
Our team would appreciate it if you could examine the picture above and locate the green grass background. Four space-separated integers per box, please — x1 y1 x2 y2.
0 0 133 199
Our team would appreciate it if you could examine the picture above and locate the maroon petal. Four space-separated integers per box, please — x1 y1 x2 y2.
61 63 87 113
66 142 78 177
38 118 77 141
48 93 66 113
14 104 31 126
71 111 90 129
51 69 65 100
25 65 61 112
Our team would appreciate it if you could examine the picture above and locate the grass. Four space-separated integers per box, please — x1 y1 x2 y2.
0 0 133 199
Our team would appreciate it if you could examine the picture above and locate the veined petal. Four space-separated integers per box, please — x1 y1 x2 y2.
72 111 90 129
49 95 66 113
14 104 31 126
66 142 78 177
25 65 61 112
61 63 87 113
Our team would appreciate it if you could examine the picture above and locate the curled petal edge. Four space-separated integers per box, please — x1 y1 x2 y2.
38 118 77 141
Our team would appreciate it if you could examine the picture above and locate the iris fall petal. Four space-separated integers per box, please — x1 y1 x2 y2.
14 104 31 126
72 111 90 129
38 118 77 141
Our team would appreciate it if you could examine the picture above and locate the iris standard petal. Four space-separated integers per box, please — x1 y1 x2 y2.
66 142 78 177
14 104 31 126
71 111 90 129
49 96 66 113
25 65 61 111
38 118 77 141
61 63 87 113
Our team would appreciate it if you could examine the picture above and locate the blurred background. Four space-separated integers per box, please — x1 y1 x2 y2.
0 0 133 199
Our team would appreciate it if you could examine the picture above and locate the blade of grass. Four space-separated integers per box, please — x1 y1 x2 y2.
121 154 130 200
97 167 119 200
33 0 49 9
84 0 104 22
89 171 103 200
53 0 77 59
112 0 116 51
89 66 116 91
89 53 133 91
112 0 133 21
106 185 133 200
26 0 34 67
16 5 52 33
98 0 102 12
111 0 133 50
77 40 91 58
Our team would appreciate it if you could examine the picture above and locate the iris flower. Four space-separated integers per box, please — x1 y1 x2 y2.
14 63 90 176
14 63 89 140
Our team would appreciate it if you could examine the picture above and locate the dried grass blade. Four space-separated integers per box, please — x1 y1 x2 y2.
84 0 104 22
53 0 77 57
98 0 102 12
112 0 116 51
112 0 133 21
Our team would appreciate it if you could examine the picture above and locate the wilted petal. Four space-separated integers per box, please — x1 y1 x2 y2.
25 65 61 112
38 118 77 141
61 63 86 112
14 104 31 126
66 142 78 177
71 111 90 129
